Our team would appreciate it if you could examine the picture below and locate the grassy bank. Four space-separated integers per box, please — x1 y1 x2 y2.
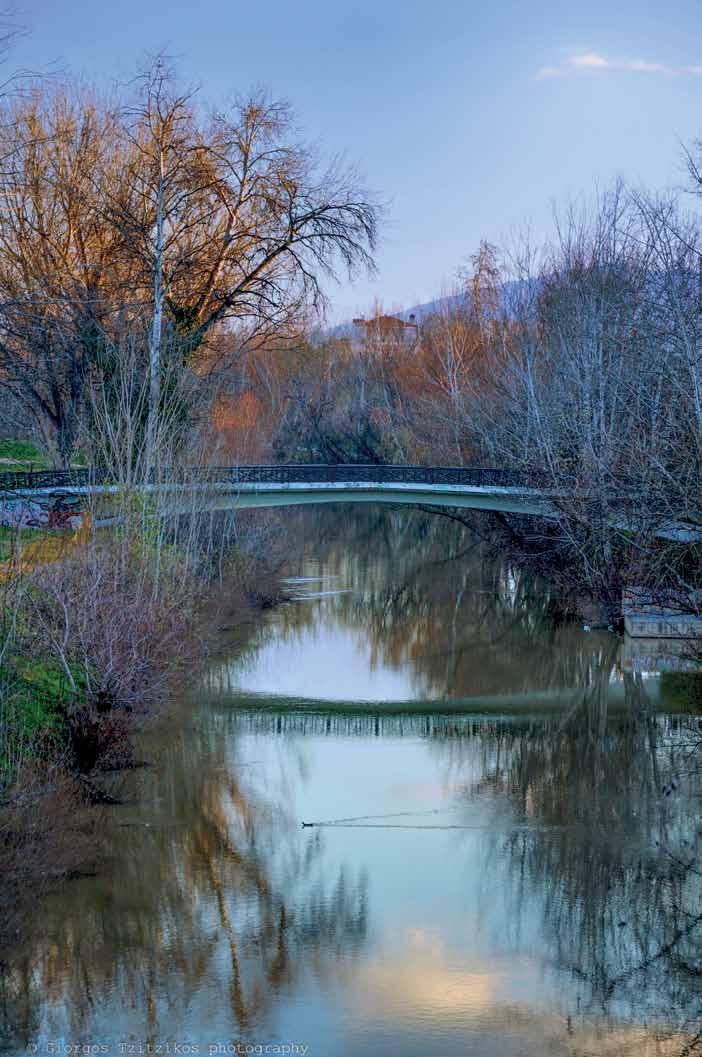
0 438 87 472
0 526 45 563
0 438 47 471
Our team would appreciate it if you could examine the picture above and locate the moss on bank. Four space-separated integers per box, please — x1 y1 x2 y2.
660 672 702 712
0 658 85 788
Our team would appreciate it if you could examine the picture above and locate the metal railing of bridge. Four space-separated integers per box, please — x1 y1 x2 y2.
0 464 542 492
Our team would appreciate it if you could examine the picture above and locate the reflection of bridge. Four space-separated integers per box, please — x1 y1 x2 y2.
200 688 674 740
201 674 664 721
0 463 557 520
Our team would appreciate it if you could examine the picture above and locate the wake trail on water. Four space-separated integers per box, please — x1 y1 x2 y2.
300 807 565 831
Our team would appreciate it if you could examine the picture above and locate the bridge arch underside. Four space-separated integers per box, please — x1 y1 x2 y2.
165 483 557 518
6 480 698 540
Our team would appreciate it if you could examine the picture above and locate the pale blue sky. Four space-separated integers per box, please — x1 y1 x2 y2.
12 0 702 320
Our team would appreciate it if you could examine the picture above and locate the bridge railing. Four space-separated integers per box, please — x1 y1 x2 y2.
0 463 541 492
0 467 95 491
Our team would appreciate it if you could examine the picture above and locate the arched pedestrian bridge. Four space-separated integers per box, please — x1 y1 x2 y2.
1 463 699 541
0 463 557 522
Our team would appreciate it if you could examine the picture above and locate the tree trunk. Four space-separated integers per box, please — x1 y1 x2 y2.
145 159 165 476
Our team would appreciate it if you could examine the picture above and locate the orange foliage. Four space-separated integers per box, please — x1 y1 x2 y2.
210 391 267 462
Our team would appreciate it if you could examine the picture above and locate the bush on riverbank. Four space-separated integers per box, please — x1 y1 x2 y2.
1 525 205 782
0 497 287 958
0 578 96 951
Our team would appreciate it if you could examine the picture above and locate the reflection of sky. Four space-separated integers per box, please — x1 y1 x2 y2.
223 528 633 704
234 620 430 701
235 729 562 1056
229 729 685 1057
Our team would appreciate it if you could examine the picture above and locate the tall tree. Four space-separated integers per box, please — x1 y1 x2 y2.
0 66 379 465
0 90 129 463
107 59 205 469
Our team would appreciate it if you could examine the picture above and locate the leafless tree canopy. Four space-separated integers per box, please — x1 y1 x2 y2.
0 62 379 464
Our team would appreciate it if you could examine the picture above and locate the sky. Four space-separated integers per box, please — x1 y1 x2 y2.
10 0 702 321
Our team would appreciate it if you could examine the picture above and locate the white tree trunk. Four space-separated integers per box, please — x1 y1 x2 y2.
145 157 165 475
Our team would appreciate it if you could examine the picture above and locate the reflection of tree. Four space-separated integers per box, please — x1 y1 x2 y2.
206 507 702 1053
445 657 702 1049
0 708 367 1049
225 504 620 702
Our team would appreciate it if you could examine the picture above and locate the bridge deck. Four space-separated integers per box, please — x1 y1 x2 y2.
0 463 542 492
0 463 557 520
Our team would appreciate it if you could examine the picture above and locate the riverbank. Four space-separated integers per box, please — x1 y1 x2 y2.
0 508 288 959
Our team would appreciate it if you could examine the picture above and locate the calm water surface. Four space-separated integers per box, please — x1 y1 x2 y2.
2 507 702 1056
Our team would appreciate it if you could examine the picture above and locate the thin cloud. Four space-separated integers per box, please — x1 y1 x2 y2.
570 52 609 69
625 58 666 72
534 64 562 80
535 50 689 80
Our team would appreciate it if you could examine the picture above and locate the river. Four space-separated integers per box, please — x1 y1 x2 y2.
2 506 701 1056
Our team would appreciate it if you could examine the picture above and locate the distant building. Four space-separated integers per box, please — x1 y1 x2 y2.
352 313 419 347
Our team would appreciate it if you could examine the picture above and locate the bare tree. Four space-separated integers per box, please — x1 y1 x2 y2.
0 89 130 464
0 64 380 465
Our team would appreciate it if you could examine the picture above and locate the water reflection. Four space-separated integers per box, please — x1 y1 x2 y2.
2 506 701 1056
492 672 702 1040
1 715 368 1050
217 506 627 707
